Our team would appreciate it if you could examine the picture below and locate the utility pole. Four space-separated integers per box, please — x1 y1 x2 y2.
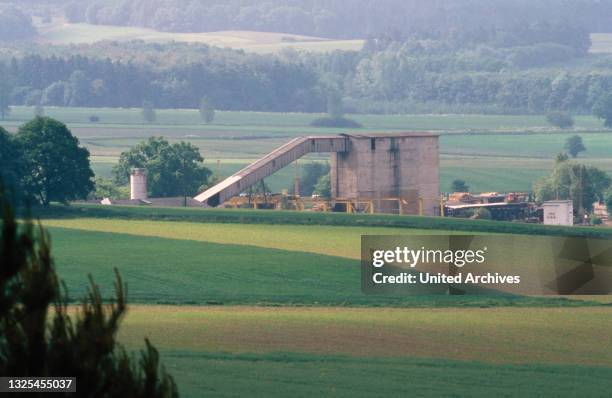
578 165 583 215
182 157 187 207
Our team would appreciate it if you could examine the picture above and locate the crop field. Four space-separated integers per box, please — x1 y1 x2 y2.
41 212 608 306
119 306 612 366
45 223 580 306
5 106 606 131
42 218 441 259
116 306 612 397
35 22 364 53
37 209 612 397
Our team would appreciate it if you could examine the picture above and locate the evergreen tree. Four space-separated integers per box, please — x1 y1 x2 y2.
0 186 179 397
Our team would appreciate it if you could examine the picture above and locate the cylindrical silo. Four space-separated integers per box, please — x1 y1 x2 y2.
130 168 147 200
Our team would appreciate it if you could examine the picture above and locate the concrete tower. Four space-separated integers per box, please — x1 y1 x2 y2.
130 168 148 200
330 133 439 215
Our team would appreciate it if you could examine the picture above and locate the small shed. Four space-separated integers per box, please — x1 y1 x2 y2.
542 200 573 226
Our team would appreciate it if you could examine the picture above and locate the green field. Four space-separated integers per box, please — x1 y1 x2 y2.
3 107 612 192
36 207 612 397
118 306 612 365
45 224 586 307
161 351 612 397
39 204 612 238
4 106 611 193
117 306 612 397
41 207 611 306
4 106 606 132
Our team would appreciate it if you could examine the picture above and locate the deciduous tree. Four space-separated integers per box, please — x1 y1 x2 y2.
564 135 586 158
113 137 211 197
16 117 94 205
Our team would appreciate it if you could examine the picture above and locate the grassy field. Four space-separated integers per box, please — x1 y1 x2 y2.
4 106 611 193
4 106 606 131
162 351 612 397
42 218 444 259
46 224 589 307
116 306 612 397
35 22 364 53
39 204 612 238
41 210 611 307
120 306 612 366
38 209 612 396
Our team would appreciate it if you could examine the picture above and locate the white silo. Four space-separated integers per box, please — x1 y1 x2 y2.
130 168 148 200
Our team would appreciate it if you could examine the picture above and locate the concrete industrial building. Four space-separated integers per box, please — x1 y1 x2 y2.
195 133 440 215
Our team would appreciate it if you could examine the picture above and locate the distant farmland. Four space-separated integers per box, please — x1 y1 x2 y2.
4 106 611 192
35 22 364 53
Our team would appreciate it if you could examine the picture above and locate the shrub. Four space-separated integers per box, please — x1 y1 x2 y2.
451 179 469 192
310 117 362 128
546 111 574 129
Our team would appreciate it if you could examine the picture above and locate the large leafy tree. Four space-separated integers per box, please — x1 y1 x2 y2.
564 135 586 158
0 127 23 195
593 93 612 128
113 137 211 198
16 117 94 205
534 158 611 212
298 162 330 196
0 188 179 397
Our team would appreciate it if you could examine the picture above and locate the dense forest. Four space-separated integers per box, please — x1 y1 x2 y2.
2 1 612 114
4 37 612 114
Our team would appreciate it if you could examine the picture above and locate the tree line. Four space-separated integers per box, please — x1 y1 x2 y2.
0 117 212 205
4 41 612 116
54 0 612 40
0 51 324 112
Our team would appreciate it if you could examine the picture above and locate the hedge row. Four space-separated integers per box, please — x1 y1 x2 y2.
35 204 612 239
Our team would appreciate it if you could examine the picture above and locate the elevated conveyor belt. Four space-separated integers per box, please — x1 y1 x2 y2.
194 136 349 206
